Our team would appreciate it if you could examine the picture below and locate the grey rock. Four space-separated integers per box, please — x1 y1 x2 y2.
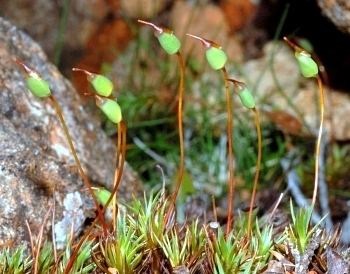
0 17 142 247
326 248 349 274
317 0 350 35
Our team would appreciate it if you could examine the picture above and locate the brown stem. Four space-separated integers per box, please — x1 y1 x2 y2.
25 221 35 269
283 36 303 53
222 67 235 237
33 206 53 274
112 122 122 231
49 96 107 233
165 52 186 224
101 121 127 224
312 76 325 208
247 108 262 235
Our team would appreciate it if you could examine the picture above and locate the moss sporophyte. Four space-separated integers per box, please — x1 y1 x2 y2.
138 20 185 223
186 34 227 71
186 33 235 236
294 51 318 78
95 97 122 124
73 68 126 232
15 60 108 233
137 20 181 55
283 37 324 209
63 68 126 274
14 59 51 98
71 68 113 97
26 73 52 98
71 68 122 125
227 79 261 236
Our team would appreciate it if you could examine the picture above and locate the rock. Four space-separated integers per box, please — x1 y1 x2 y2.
0 0 109 61
0 17 142 247
242 41 350 141
327 89 350 141
317 0 350 35
326 248 350 273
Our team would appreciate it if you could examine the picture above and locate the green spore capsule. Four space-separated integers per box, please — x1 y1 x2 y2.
295 51 318 78
205 46 227 70
157 31 181 55
26 75 51 98
89 74 113 97
97 98 122 124
93 187 112 207
238 87 255 109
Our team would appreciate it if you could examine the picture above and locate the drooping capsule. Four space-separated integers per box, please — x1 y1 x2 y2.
186 34 227 70
157 31 181 55
72 68 113 97
89 74 114 97
138 20 181 55
96 97 122 124
295 51 318 78
26 73 52 98
205 46 227 70
238 86 255 109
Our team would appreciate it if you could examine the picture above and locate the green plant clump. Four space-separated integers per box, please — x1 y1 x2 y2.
0 189 340 273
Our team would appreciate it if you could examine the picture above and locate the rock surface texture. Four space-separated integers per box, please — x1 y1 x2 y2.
317 0 350 34
0 17 142 247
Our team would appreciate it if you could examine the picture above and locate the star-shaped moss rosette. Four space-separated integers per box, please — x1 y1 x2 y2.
14 60 108 231
227 78 262 235
186 33 235 236
283 37 324 209
138 19 185 222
